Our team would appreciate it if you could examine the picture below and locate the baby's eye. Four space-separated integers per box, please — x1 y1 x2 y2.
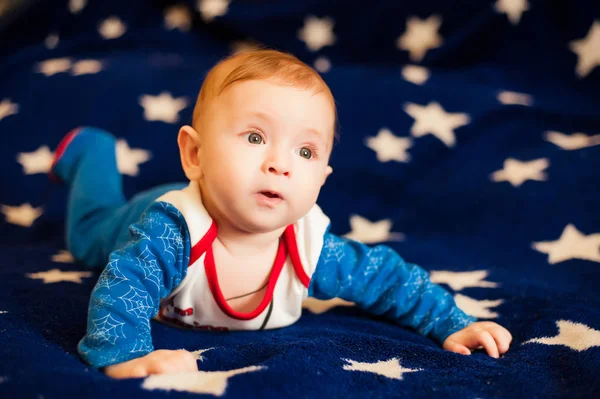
298 147 312 159
246 132 263 145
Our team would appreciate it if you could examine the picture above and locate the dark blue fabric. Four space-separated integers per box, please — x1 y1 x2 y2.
1 0 599 397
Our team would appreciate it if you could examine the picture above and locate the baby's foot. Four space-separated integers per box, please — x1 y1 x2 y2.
49 126 114 184
49 127 82 183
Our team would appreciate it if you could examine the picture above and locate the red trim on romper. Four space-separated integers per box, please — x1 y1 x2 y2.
49 127 82 183
187 221 309 321
189 221 218 266
284 224 311 289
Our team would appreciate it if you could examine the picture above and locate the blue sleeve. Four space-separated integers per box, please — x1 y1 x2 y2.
77 201 191 369
308 231 476 344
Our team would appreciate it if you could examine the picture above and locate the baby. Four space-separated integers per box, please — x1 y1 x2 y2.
50 49 512 379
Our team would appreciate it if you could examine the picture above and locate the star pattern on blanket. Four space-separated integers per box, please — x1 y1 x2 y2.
71 59 104 76
429 270 499 291
396 15 443 62
51 250 75 263
544 131 600 150
36 58 72 76
197 0 230 22
298 16 336 51
314 56 332 73
0 99 18 121
342 358 421 380
494 0 529 25
26 268 93 284
454 294 504 319
99 16 127 39
1 203 43 227
404 102 470 147
115 139 152 176
497 90 533 106
569 20 600 78
365 128 412 163
45 33 59 49
302 297 355 314
68 0 86 14
524 320 600 352
343 215 405 244
532 224 600 264
142 365 265 396
490 157 549 187
165 5 192 32
139 92 188 124
402 65 430 85
17 146 54 175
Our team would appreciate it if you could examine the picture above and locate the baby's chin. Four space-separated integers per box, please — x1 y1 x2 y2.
236 213 297 234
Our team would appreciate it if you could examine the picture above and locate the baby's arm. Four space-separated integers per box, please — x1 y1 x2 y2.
77 201 194 378
309 232 510 356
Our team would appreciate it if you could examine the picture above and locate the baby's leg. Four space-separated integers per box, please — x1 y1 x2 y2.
51 127 183 268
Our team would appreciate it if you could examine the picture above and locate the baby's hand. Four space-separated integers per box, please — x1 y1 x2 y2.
103 349 198 379
442 321 512 358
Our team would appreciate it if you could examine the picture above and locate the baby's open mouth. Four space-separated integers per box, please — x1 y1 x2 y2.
260 191 281 199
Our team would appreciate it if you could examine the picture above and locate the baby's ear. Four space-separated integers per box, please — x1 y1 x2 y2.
177 125 203 181
322 165 333 185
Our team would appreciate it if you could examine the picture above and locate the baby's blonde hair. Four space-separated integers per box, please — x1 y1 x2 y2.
192 49 338 143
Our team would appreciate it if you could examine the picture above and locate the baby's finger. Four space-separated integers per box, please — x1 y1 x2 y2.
477 330 500 359
443 339 471 356
489 326 512 354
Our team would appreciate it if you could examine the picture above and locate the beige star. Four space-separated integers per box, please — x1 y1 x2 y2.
497 90 533 106
569 21 600 78
35 58 72 76
52 250 75 264
0 98 19 121
365 128 412 163
429 270 499 291
494 0 529 25
490 157 549 187
544 131 600 150
26 268 93 284
1 203 43 227
71 59 103 76
314 56 332 73
69 0 86 14
142 365 264 396
99 16 127 39
532 224 600 264
302 297 354 314
524 320 600 352
404 101 470 147
454 294 504 319
165 4 192 32
297 16 336 52
139 92 188 123
401 65 430 85
342 358 421 380
343 215 404 244
197 0 230 22
16 145 54 175
396 15 443 62
116 139 152 176
45 33 59 49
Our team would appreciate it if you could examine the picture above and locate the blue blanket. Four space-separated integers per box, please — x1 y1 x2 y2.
1 0 599 397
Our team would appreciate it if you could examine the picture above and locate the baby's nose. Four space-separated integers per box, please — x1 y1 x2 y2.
268 164 290 177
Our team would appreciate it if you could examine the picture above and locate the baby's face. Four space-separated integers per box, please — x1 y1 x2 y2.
195 78 334 233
